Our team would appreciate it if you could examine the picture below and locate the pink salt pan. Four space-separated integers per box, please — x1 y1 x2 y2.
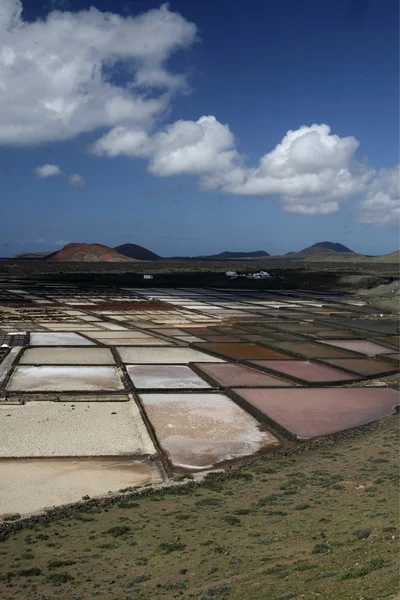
318 340 394 356
232 387 399 439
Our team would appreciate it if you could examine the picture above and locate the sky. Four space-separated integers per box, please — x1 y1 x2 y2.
0 0 399 257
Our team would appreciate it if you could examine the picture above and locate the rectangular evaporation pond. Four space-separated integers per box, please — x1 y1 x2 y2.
330 319 400 336
6 366 124 392
197 335 244 343
93 337 173 346
127 365 211 389
249 360 360 383
232 387 400 439
89 331 152 338
150 328 186 336
318 340 395 356
194 363 296 387
20 347 115 365
378 336 399 346
30 332 95 346
0 458 162 516
193 343 294 360
139 393 280 470
320 358 399 376
264 341 356 359
0 400 155 458
302 330 358 339
117 347 225 364
181 327 217 335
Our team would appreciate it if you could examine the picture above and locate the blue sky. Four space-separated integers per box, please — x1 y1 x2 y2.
0 0 398 257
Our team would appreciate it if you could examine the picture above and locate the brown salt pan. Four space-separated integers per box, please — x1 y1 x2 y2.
249 360 360 383
194 362 296 387
320 358 399 376
264 341 356 358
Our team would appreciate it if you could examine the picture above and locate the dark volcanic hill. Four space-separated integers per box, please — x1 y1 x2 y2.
115 244 161 260
203 250 270 259
309 241 354 253
46 243 136 262
169 250 270 260
285 241 355 258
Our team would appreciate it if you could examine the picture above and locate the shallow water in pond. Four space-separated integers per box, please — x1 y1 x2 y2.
139 392 280 470
127 365 211 389
6 365 124 391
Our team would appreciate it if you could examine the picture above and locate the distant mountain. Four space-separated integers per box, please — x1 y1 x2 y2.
46 243 136 262
285 241 355 258
13 252 54 260
115 243 161 260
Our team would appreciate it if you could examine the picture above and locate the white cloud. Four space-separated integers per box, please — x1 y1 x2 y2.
68 173 86 187
356 165 400 227
90 126 151 158
35 164 85 186
35 164 63 178
148 116 240 176
143 120 373 215
0 1 197 145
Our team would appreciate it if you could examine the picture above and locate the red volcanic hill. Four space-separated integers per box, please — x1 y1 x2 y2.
46 243 137 262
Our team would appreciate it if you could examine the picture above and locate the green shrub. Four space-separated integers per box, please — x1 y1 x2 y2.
221 515 241 526
102 525 131 537
157 541 186 554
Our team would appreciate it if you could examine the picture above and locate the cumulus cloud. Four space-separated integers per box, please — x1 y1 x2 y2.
141 120 373 215
34 164 85 186
92 117 379 216
148 116 240 176
90 126 151 158
356 165 400 227
35 164 63 179
0 1 197 145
